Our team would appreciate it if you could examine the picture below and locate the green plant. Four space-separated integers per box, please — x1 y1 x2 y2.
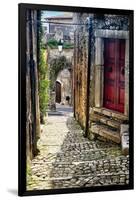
39 79 50 114
26 161 31 176
47 38 74 49
63 43 74 49
39 46 50 122
47 39 58 49
38 11 50 122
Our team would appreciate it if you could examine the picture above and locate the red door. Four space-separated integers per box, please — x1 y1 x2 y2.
103 39 125 113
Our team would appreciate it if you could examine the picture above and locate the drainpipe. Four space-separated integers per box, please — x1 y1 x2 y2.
85 17 93 137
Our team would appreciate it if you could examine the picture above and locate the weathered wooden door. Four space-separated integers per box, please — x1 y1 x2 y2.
56 81 61 103
103 39 125 113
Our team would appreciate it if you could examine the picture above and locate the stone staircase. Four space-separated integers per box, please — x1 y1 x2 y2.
89 107 128 144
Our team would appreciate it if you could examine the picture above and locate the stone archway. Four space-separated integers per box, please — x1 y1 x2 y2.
49 56 72 109
56 69 71 105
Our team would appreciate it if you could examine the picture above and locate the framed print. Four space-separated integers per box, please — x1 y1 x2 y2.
18 3 134 196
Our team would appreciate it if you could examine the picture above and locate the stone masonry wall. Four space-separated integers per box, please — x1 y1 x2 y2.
48 48 74 63
73 13 129 146
73 13 90 129
48 48 73 108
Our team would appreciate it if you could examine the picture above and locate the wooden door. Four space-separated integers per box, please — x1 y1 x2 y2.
103 39 125 113
56 81 61 103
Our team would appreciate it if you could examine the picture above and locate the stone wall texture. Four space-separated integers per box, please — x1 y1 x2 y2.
73 13 129 148
48 48 74 108
48 48 74 63
73 13 90 129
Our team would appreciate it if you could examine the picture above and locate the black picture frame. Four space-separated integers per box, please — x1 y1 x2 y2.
18 3 134 196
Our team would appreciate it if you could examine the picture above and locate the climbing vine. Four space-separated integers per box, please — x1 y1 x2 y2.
39 49 49 117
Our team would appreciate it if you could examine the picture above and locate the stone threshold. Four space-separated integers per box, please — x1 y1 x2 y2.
90 123 120 144
90 112 121 129
91 107 128 121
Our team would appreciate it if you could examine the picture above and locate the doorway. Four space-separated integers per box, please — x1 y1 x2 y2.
103 38 125 113
55 81 61 103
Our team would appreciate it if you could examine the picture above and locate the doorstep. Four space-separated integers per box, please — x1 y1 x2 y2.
90 107 128 121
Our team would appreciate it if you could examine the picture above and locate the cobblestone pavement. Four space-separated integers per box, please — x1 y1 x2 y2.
27 104 129 190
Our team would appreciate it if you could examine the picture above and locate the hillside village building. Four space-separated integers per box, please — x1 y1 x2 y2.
44 13 74 43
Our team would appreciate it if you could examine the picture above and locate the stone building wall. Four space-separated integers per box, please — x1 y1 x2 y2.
73 13 129 152
45 15 74 43
26 10 40 160
48 48 74 63
73 13 90 129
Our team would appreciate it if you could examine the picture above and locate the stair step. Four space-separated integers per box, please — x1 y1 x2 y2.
91 107 128 121
90 123 120 144
90 112 121 129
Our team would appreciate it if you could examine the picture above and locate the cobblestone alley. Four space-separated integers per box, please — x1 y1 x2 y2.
27 104 129 190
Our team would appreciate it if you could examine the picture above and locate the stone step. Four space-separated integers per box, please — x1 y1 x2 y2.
91 107 128 121
90 123 120 144
90 112 121 129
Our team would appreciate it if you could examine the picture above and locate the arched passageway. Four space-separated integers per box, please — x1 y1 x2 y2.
56 69 71 105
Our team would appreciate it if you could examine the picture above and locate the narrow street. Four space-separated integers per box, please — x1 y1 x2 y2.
27 104 129 190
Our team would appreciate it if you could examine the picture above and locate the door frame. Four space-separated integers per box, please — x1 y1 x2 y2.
94 29 129 116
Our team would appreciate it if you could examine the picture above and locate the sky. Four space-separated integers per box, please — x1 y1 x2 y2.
44 11 65 17
42 11 72 20
42 11 66 20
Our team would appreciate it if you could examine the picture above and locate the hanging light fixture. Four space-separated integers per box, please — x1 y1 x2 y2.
58 39 63 53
